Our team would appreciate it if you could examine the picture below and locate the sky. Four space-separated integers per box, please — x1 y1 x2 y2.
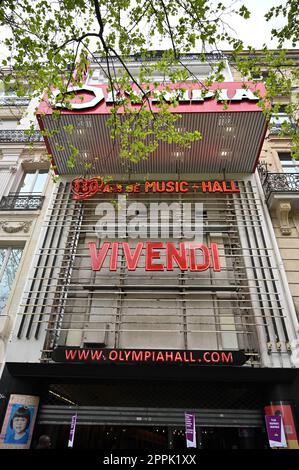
140 0 295 53
0 0 295 63
219 0 294 49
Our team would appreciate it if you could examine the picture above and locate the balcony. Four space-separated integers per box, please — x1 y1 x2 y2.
38 81 267 175
258 165 299 234
0 193 45 210
94 51 226 64
0 96 30 106
0 130 43 143
258 166 299 201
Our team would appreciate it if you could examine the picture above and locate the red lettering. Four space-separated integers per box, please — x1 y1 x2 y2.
212 181 223 192
202 181 212 192
88 242 110 271
145 181 155 192
189 243 210 271
73 179 239 199
174 352 183 362
109 350 118 361
166 181 175 192
182 352 189 363
126 184 134 193
124 351 131 361
118 351 125 361
156 181 165 193
82 180 89 193
221 352 233 363
78 350 90 360
230 181 240 192
88 241 221 273
189 352 196 363
89 179 99 193
155 181 190 193
73 179 81 194
71 178 103 200
97 180 104 192
90 350 103 361
110 242 118 271
156 352 165 362
144 351 151 361
222 181 230 192
164 351 174 361
211 243 221 272
146 242 164 271
65 349 77 361
211 352 220 362
115 184 124 193
102 184 111 193
203 352 211 363
180 181 189 192
132 350 143 361
166 242 187 271
122 242 143 270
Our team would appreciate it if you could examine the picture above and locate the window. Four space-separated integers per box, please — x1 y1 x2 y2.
0 119 19 129
0 84 16 97
0 247 23 314
278 152 299 174
18 170 48 194
270 104 292 135
251 71 269 82
270 112 290 132
0 169 47 210
0 82 30 106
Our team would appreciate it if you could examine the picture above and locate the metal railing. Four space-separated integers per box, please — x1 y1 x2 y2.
0 130 43 143
94 51 225 63
258 164 299 201
269 123 296 135
268 116 297 136
0 193 45 210
0 96 30 106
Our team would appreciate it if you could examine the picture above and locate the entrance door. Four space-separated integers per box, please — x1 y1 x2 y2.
33 424 268 449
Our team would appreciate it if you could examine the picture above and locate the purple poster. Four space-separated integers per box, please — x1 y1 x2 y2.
185 412 196 448
68 413 77 448
265 415 287 448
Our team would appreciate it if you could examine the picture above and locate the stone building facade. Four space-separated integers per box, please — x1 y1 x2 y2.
0 53 299 450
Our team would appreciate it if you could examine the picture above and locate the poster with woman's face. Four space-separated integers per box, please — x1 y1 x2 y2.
0 394 40 449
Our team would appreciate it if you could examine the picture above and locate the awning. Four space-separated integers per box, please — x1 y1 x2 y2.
37 82 267 175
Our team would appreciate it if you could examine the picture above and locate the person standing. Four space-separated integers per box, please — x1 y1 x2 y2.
35 435 52 449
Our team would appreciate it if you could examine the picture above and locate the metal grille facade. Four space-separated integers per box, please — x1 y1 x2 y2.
39 381 266 427
37 406 263 428
42 112 266 174
16 178 292 366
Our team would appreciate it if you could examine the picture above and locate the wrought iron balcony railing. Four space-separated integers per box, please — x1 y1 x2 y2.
258 165 299 201
94 51 225 63
0 193 45 210
269 123 297 136
268 116 297 136
0 130 43 143
0 96 30 106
